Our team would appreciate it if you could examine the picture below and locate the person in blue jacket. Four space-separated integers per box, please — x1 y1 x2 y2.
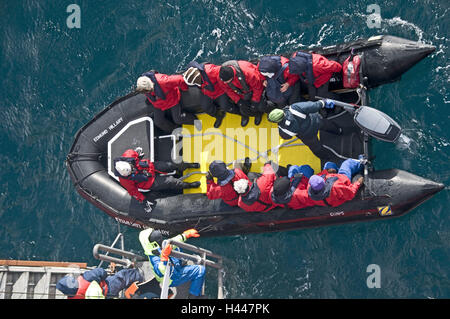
139 228 206 299
56 267 143 299
268 99 342 161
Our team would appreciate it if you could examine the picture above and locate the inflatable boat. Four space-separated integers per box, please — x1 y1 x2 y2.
66 35 443 238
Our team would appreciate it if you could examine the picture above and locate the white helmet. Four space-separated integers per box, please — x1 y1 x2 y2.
183 67 202 87
136 76 154 91
115 161 132 176
233 179 249 194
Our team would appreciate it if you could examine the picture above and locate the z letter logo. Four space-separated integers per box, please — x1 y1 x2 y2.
66 4 81 29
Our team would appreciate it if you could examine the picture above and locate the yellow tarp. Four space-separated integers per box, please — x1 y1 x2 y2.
182 113 321 194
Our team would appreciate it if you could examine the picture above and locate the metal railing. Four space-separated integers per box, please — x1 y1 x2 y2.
160 239 224 299
93 232 146 268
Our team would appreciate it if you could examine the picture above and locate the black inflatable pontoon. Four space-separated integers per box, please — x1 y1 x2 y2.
66 35 443 237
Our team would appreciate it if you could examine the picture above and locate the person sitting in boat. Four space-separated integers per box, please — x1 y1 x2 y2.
270 164 314 209
289 51 342 100
206 160 250 207
136 71 198 128
257 55 301 109
218 60 265 127
268 99 343 161
139 228 206 299
182 62 233 128
114 148 200 210
300 158 364 208
56 267 143 299
232 161 280 212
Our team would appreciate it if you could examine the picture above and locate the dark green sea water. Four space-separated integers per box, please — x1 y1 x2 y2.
0 0 449 298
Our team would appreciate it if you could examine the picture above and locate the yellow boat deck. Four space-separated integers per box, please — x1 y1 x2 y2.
181 113 321 194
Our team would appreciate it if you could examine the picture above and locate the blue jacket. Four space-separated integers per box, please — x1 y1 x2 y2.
278 100 325 139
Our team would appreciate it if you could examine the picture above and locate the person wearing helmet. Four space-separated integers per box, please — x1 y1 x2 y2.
268 99 343 161
218 60 265 127
257 55 301 109
139 228 206 299
56 267 143 299
114 148 201 209
182 63 232 128
136 71 198 128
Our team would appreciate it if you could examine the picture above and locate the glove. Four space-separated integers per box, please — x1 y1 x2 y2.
143 200 154 213
323 99 335 109
160 244 172 262
183 229 200 239
293 173 304 180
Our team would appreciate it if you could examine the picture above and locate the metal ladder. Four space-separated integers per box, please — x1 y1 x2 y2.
93 233 225 299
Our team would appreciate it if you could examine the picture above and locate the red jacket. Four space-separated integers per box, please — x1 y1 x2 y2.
291 172 362 208
118 149 155 202
257 56 300 87
68 276 108 299
206 168 249 206
311 53 342 88
268 175 309 210
201 64 226 100
218 61 265 103
145 73 188 110
237 164 280 212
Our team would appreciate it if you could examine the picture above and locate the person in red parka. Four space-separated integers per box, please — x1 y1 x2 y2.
114 148 201 212
294 158 364 208
136 71 198 128
218 60 265 127
257 55 301 109
269 164 313 209
206 160 250 207
233 162 280 212
182 62 238 128
289 51 342 100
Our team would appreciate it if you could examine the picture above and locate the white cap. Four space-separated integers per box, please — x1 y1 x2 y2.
136 76 154 91
233 179 249 194
115 161 132 176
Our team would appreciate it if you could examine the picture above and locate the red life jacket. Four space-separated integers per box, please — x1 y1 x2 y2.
306 173 362 207
269 175 310 210
144 73 188 110
218 60 265 103
206 168 249 206
342 53 362 88
201 64 226 100
117 149 156 202
68 276 108 299
311 53 342 88
237 164 280 212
